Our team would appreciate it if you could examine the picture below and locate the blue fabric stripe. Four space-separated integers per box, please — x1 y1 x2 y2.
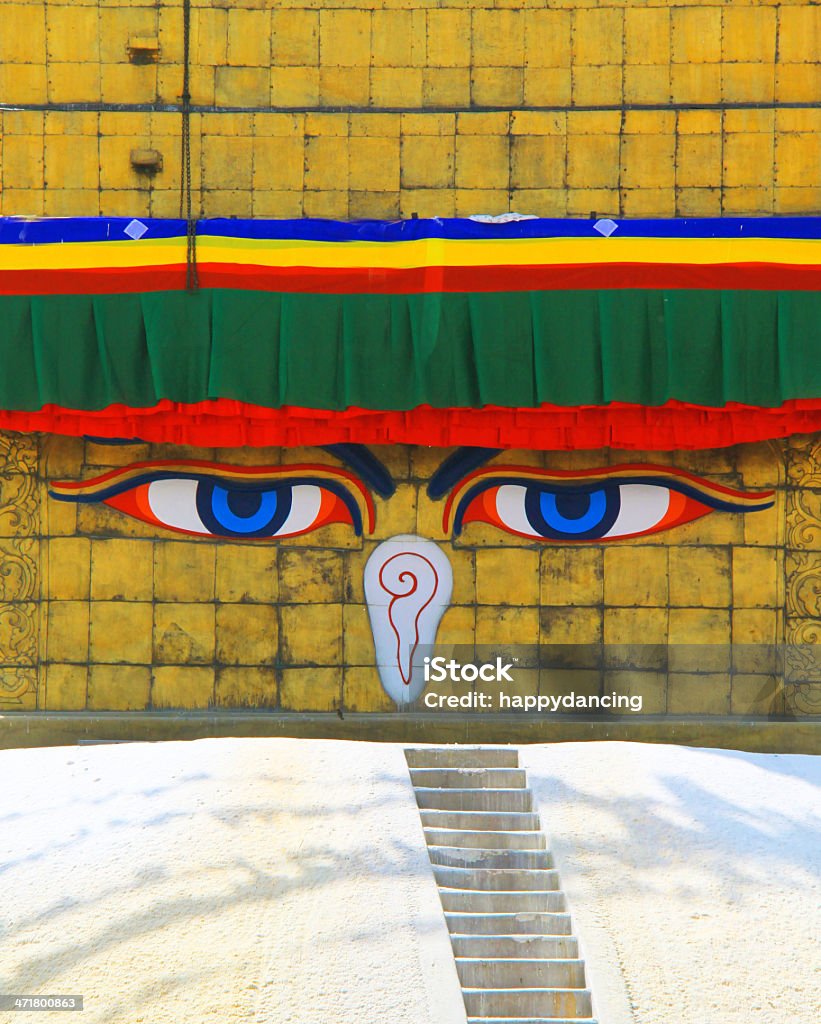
4 215 821 246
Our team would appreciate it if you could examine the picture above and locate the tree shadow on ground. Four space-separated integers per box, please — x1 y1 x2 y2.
0 756 431 1002
525 749 820 903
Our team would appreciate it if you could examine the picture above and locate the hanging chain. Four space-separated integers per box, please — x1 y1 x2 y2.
179 0 198 291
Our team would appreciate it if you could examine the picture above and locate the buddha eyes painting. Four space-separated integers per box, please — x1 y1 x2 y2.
48 443 775 707
50 448 773 544
50 461 375 539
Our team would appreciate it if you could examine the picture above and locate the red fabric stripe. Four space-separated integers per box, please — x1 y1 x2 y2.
4 262 821 296
3 399 820 451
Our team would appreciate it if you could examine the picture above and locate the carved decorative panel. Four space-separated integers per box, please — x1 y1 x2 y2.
784 435 821 715
0 433 39 708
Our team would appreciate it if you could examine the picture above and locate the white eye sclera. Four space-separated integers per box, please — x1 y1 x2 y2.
147 479 324 538
147 479 201 533
494 483 671 540
602 484 670 538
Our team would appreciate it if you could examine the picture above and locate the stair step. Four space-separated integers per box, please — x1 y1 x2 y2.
420 810 541 831
451 936 578 959
415 788 534 812
429 846 553 870
435 865 560 892
441 890 567 913
445 913 573 936
467 1018 598 1023
463 988 593 1019
425 828 546 851
457 959 587 990
407 749 595 1024
405 747 519 769
410 768 528 789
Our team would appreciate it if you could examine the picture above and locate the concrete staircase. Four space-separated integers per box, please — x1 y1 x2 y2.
405 747 597 1024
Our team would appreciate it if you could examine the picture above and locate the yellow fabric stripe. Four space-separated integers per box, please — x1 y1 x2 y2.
4 236 821 272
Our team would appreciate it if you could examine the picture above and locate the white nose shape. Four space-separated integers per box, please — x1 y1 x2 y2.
364 535 453 706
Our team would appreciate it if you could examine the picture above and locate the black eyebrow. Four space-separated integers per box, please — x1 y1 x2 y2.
321 444 396 497
427 447 503 500
84 435 144 444
83 437 397 497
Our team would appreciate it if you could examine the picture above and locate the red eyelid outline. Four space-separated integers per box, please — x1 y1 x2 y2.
51 459 376 535
442 462 775 534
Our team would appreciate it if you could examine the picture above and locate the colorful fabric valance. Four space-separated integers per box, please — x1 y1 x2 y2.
1 216 820 451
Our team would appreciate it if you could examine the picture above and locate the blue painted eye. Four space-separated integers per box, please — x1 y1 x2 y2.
196 482 292 538
104 477 359 538
448 466 777 543
525 485 621 540
50 461 375 538
458 480 694 541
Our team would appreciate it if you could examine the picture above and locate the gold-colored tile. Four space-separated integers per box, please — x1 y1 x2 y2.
280 667 341 711
88 664 150 711
154 603 216 665
215 666 278 709
90 601 153 664
216 604 278 666
152 666 215 710
281 604 342 666
91 539 154 601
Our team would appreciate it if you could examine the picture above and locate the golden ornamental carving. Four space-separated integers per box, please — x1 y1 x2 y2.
0 667 37 708
786 434 821 488
785 674 821 715
786 491 821 551
784 624 821 687
0 434 40 705
0 602 37 666
785 552 821 622
0 538 38 602
0 433 39 537
784 434 821 707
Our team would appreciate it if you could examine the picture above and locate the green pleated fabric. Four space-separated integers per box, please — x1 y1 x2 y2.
1 289 819 411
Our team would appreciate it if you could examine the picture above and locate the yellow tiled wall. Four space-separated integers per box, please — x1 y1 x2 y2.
2 1 821 218
0 431 813 718
0 5 819 721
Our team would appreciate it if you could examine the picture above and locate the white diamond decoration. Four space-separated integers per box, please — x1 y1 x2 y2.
593 218 618 237
124 219 148 240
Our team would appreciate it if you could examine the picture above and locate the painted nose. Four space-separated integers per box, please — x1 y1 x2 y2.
364 534 453 707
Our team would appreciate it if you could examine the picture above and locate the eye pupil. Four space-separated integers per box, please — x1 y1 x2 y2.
196 482 290 537
526 485 620 539
548 491 602 524
226 490 265 519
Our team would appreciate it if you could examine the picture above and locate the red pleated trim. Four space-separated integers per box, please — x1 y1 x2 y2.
1 399 820 451
4 262 821 296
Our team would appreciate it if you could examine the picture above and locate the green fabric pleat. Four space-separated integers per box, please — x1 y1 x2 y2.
1 288 819 412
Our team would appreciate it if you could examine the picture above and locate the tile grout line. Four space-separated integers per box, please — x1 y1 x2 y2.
405 746 597 1024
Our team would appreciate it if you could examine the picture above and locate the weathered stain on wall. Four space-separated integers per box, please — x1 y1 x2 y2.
1 1 821 219
0 430 815 717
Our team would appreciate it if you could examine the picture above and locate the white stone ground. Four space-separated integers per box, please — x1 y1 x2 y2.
1 738 818 1024
522 742 821 1024
0 739 464 1024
